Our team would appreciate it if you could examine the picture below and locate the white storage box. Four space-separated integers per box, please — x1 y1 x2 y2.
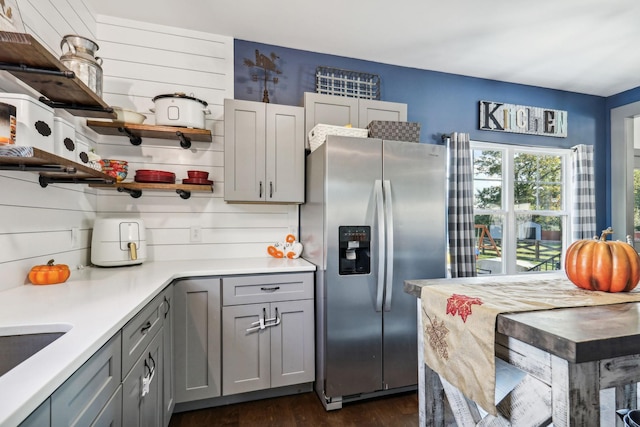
0 93 54 152
53 117 77 161
74 127 97 166
308 124 368 152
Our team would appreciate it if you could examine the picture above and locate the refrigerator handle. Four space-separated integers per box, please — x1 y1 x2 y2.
383 180 394 311
375 179 385 312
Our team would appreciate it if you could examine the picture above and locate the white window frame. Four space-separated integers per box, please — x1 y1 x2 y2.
471 141 572 275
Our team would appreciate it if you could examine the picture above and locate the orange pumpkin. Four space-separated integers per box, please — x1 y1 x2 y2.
565 228 640 292
28 259 71 285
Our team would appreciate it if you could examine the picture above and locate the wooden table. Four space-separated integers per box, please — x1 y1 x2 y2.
405 276 640 427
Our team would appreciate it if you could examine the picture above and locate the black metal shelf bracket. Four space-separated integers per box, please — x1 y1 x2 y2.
38 175 113 188
176 131 191 149
0 62 75 79
117 126 142 145
176 189 191 199
117 186 142 198
0 164 68 173
38 97 114 114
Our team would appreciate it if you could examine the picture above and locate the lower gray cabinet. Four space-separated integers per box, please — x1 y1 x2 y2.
51 332 122 427
173 277 221 403
92 385 122 427
122 329 163 427
222 299 314 395
161 286 175 427
19 399 50 427
221 273 315 396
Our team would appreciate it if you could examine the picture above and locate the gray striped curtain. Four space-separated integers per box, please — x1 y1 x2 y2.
446 132 477 277
571 145 596 240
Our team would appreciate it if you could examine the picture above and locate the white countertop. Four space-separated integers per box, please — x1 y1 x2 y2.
0 257 315 427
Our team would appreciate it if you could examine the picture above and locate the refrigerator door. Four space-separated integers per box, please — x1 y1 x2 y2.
382 141 446 389
324 136 384 398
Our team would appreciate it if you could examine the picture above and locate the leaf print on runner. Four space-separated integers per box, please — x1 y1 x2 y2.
446 293 483 323
425 315 450 360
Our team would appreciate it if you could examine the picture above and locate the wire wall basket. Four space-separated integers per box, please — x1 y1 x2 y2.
315 66 380 100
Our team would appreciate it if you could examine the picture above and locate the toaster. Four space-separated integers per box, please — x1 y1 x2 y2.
91 218 147 267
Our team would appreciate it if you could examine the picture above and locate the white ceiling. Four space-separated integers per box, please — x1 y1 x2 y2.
86 0 640 97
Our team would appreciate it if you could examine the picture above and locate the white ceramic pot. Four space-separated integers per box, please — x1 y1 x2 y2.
151 93 210 129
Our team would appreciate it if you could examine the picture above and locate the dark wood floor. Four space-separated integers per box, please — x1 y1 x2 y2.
169 391 418 427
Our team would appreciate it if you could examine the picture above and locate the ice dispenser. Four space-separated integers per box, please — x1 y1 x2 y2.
338 226 371 275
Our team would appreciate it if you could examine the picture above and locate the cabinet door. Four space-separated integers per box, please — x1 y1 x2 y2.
122 292 164 378
224 99 266 202
358 99 408 128
222 303 270 395
91 385 122 427
19 399 50 427
304 92 359 138
51 333 122 427
270 299 315 388
161 286 174 427
265 103 304 203
173 278 221 403
122 330 163 427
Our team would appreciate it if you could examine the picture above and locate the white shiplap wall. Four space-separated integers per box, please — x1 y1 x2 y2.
94 15 299 261
0 3 299 292
0 0 99 291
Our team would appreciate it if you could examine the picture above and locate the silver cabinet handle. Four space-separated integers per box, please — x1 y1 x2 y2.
383 180 394 312
259 181 263 198
270 181 273 198
374 180 385 312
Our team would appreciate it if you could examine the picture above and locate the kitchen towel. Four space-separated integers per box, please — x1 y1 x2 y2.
420 273 640 416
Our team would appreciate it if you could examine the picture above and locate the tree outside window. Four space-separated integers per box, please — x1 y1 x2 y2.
472 143 569 275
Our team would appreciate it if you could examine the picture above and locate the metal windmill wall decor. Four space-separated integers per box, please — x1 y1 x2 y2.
244 49 282 103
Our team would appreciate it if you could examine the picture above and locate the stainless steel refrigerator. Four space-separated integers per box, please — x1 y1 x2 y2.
300 135 446 410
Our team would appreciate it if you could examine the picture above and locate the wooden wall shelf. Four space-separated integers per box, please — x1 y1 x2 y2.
0 31 115 118
86 120 213 149
89 182 214 199
0 147 114 186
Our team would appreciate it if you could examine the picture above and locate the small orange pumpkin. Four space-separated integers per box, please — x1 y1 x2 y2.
28 259 71 285
565 227 640 292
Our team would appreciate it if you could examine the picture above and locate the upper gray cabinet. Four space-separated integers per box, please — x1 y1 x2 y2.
303 92 408 138
224 99 305 203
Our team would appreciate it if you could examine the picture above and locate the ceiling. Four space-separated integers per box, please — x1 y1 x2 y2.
86 0 640 97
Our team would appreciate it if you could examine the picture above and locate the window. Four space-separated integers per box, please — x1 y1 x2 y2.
471 142 571 275
634 150 640 252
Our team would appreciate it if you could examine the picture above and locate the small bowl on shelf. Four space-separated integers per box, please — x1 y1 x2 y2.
99 159 128 182
187 170 209 179
112 107 146 124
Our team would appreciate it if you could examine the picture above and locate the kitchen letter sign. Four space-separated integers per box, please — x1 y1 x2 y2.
479 101 567 138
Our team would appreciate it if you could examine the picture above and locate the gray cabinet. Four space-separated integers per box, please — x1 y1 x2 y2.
161 286 175 427
173 277 221 403
224 99 304 203
122 329 163 427
92 386 122 427
18 286 174 427
50 332 122 427
121 290 170 427
221 273 314 395
19 399 50 427
122 293 164 378
303 92 408 147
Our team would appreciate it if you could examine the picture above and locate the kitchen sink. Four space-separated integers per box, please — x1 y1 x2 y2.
0 324 72 377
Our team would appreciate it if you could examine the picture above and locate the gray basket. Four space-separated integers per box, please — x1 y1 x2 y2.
315 66 380 100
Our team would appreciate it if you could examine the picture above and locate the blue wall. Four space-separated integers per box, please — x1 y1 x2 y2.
235 40 608 230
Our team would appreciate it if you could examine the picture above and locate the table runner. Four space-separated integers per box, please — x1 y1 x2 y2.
420 273 640 416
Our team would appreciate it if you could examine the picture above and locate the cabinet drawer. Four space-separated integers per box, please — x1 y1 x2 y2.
122 292 164 377
51 332 121 427
222 273 313 306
